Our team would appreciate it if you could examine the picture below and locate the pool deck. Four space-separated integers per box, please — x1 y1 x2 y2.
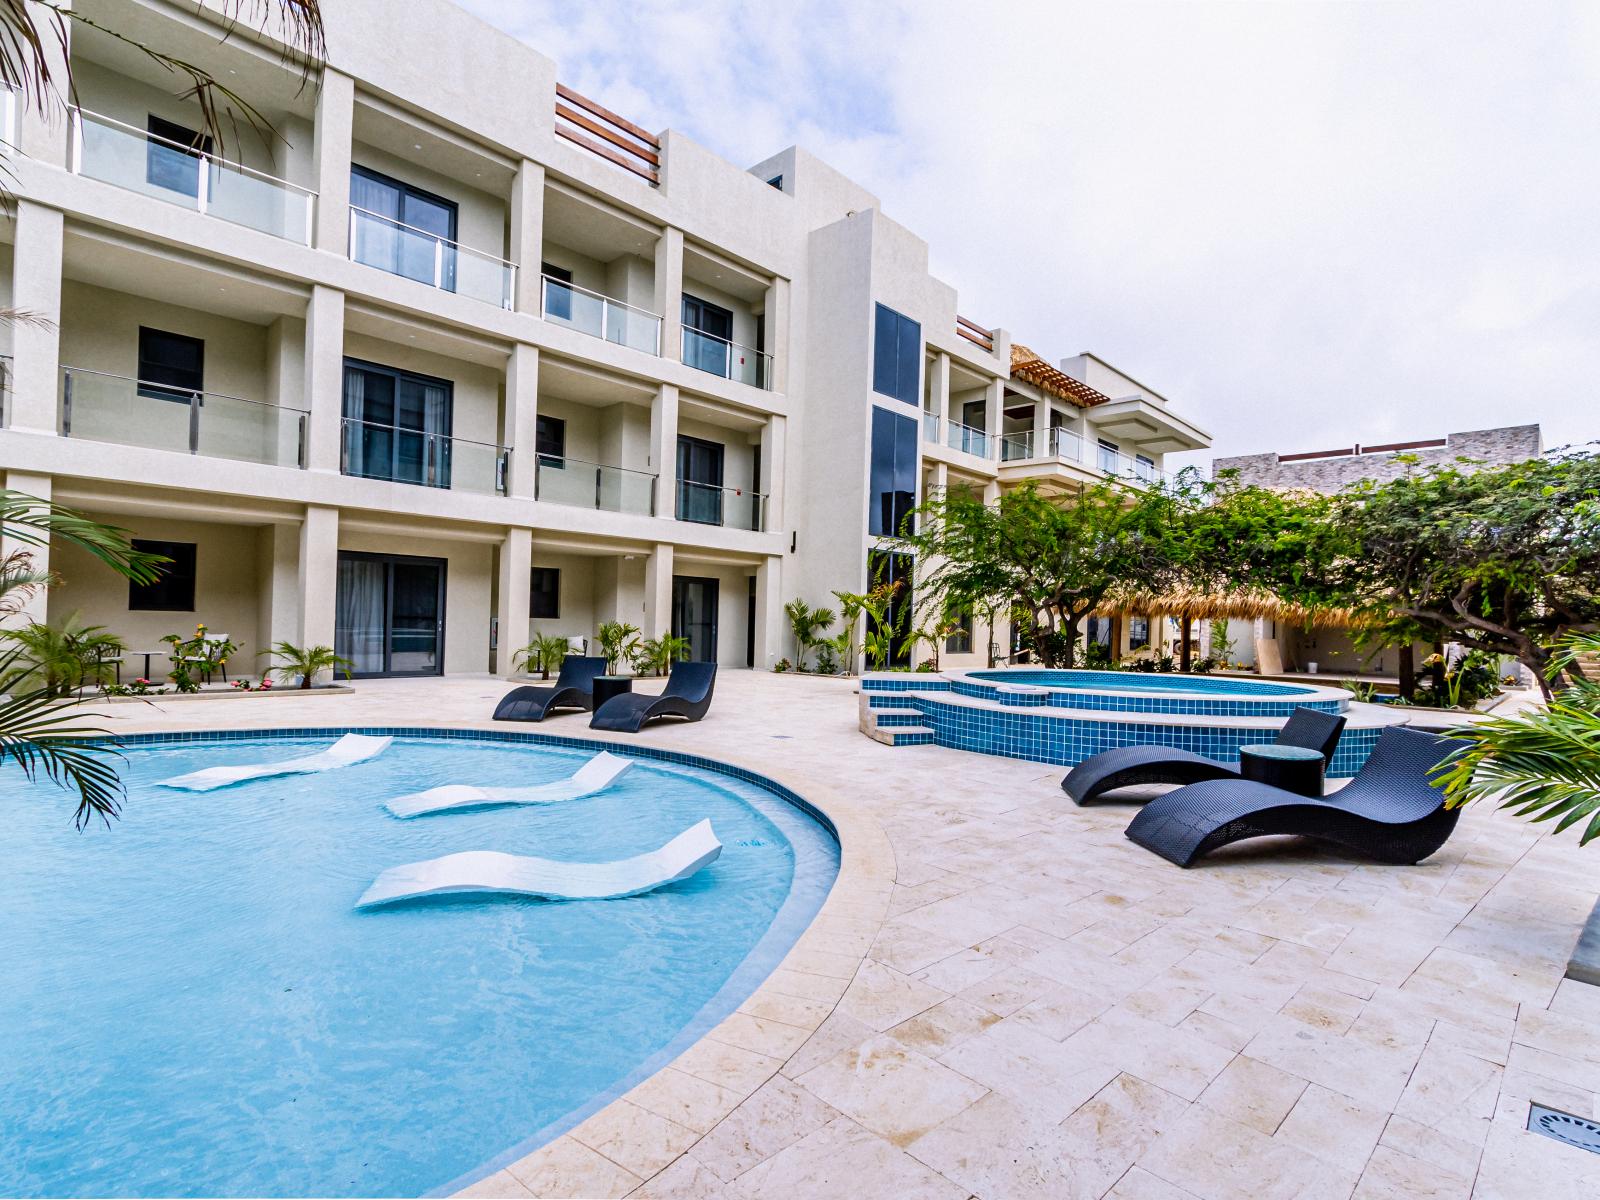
87 670 1600 1199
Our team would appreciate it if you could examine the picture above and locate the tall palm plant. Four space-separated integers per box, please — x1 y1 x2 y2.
264 642 352 689
0 492 165 827
1 614 123 698
1435 633 1600 844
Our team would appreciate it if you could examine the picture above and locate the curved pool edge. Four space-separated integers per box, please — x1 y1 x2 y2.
86 718 893 1200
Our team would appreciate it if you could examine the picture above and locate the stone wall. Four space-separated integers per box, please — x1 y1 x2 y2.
1214 425 1542 493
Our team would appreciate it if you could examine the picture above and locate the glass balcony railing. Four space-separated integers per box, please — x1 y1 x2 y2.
541 276 661 355
999 431 1034 461
349 207 515 309
70 109 315 243
1048 427 1083 462
59 366 307 466
923 411 941 442
534 454 656 515
340 417 508 494
675 480 766 531
1100 447 1168 487
947 421 989 458
681 327 772 390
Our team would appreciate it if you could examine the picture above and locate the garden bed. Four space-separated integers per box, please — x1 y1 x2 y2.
95 685 354 704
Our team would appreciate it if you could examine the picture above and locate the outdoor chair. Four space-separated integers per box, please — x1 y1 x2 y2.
590 661 717 733
176 634 231 684
1124 725 1469 868
492 656 607 722
1062 707 1347 806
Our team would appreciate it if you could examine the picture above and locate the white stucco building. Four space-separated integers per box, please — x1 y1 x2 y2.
0 0 1209 681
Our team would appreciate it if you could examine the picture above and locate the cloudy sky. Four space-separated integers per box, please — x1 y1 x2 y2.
462 0 1598 470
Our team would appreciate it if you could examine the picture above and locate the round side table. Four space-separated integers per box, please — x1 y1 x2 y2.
1239 744 1326 798
592 675 633 711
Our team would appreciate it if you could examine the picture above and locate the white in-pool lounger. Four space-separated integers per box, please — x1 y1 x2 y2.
383 751 633 819
158 733 393 792
355 818 721 908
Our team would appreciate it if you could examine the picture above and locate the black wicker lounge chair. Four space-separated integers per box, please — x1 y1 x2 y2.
1125 725 1469 868
492 656 608 722
1062 707 1347 806
590 662 717 733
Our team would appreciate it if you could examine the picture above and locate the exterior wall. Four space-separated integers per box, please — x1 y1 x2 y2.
0 0 1207 683
1215 425 1543 492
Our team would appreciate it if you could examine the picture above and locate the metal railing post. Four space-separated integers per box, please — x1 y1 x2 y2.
496 448 509 494
196 155 209 216
599 297 609 344
61 371 73 435
649 475 657 517
188 390 201 453
297 413 307 468
433 237 444 289
304 193 316 246
594 466 602 509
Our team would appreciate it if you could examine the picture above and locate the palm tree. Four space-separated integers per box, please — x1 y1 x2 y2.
0 491 165 828
1 614 124 698
264 642 352 689
1435 634 1600 845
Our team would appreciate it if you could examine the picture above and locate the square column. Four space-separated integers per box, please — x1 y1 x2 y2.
0 471 51 627
505 343 539 499
298 504 339 654
760 413 786 531
16 7 69 166
303 286 345 472
984 377 1003 445
753 554 784 670
764 276 791 393
928 351 951 423
257 521 301 655
652 227 684 363
643 542 674 640
495 526 532 675
312 69 354 253
510 159 546 314
649 383 679 518
10 202 64 435
928 460 949 500
1032 400 1050 459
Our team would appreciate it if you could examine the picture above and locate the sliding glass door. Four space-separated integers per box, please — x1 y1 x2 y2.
342 359 454 488
350 166 459 290
336 552 445 677
672 576 719 664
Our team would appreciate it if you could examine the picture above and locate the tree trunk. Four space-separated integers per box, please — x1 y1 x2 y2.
1431 641 1445 694
1397 643 1415 703
1178 617 1193 673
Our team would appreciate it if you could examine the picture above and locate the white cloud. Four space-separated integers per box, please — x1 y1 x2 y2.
462 0 1600 464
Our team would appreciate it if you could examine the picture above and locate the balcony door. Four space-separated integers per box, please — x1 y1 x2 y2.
336 552 446 677
350 167 458 290
676 435 725 525
672 576 719 664
342 359 454 488
682 294 734 377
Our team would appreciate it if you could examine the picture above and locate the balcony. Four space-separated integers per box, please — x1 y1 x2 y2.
924 413 991 459
999 431 1033 462
675 480 766 531
681 328 772 390
541 276 661 355
1099 445 1169 487
69 109 315 244
535 454 656 516
340 417 508 494
349 207 515 309
59 366 306 467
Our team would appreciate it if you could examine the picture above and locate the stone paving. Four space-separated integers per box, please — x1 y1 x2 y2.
94 670 1600 1199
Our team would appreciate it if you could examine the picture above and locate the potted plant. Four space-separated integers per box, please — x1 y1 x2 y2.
514 633 571 680
0 615 125 698
262 642 352 690
629 634 690 678
595 621 640 677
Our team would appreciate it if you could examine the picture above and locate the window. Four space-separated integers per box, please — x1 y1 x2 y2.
1097 438 1121 473
872 303 921 406
1129 616 1150 650
536 415 566 467
137 327 204 403
1086 617 1113 646
869 405 918 536
146 115 210 197
1135 453 1156 481
676 435 726 525
341 359 454 487
541 262 573 320
682 294 735 378
529 567 560 619
766 174 784 190
945 611 973 655
349 166 459 289
129 540 197 612
867 549 914 668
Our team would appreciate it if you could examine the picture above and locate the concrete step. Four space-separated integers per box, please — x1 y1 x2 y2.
873 709 926 727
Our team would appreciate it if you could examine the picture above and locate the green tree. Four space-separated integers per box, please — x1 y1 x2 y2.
0 491 165 827
782 599 835 672
1311 451 1600 696
905 481 1186 669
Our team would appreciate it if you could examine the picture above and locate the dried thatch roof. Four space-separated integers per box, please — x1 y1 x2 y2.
1094 585 1372 628
1009 344 1113 409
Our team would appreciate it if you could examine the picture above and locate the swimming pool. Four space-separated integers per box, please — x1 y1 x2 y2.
967 669 1320 697
0 730 838 1198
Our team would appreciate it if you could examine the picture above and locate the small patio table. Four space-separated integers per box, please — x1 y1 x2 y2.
1239 743 1325 799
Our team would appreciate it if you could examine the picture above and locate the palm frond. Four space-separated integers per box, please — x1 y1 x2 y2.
1435 702 1600 844
0 687 124 829
0 491 165 584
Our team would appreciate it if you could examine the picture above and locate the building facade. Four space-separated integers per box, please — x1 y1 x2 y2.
0 0 1208 681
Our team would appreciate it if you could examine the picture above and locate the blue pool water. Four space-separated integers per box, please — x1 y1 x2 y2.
0 732 838 1198
969 669 1317 696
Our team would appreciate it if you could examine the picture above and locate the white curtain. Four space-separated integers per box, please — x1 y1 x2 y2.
341 366 367 476
335 557 386 676
349 172 399 272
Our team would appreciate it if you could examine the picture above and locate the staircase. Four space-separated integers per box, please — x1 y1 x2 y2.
858 691 935 746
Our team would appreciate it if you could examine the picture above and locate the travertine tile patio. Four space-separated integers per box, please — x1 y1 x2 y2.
95 669 1600 1199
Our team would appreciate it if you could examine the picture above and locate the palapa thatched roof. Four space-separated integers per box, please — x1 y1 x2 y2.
1093 585 1372 628
1009 344 1113 409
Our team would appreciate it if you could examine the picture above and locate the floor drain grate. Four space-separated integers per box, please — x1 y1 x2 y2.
1529 1103 1600 1154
